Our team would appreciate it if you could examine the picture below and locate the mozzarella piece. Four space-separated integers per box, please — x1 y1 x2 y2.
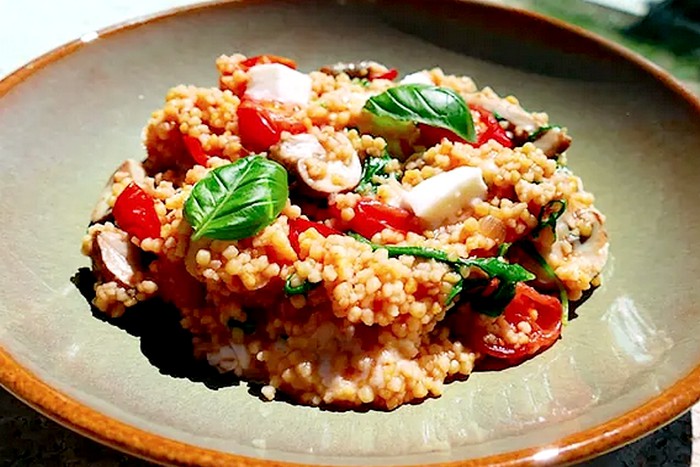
403 166 487 228
399 71 433 85
245 63 312 105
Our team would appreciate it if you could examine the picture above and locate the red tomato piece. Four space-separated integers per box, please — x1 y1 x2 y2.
470 106 513 149
288 218 341 256
417 106 513 149
236 99 306 153
471 283 562 361
182 135 209 166
154 259 205 309
330 198 418 239
372 68 399 81
112 182 161 240
240 54 297 70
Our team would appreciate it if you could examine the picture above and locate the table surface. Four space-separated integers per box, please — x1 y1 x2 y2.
0 0 698 465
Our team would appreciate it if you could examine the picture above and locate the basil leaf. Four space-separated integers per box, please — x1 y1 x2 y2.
355 152 400 195
532 199 567 239
363 84 476 142
184 156 288 241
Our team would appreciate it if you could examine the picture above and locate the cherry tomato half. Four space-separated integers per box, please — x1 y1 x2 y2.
470 283 562 361
153 259 205 309
182 135 209 166
236 99 306 153
288 218 341 257
417 105 513 149
372 68 399 81
113 182 161 240
330 198 418 239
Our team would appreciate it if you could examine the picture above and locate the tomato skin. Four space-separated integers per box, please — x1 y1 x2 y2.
472 106 513 149
240 54 297 70
182 135 209 166
288 218 341 256
417 106 513 149
154 259 204 309
330 198 418 239
236 99 306 153
471 283 562 361
373 68 398 81
113 182 161 240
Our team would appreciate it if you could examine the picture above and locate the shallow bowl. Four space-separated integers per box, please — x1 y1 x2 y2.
1 1 700 465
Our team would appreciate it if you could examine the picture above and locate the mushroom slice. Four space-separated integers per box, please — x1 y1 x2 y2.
271 133 325 168
319 61 390 80
533 127 572 157
549 206 609 283
466 91 538 132
297 155 362 196
562 208 609 273
91 159 146 223
91 229 142 287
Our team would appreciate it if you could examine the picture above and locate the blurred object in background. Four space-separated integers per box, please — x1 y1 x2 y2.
499 0 700 91
625 0 700 57
585 0 664 16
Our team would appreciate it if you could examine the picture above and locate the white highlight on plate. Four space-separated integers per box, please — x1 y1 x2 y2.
79 31 99 43
603 295 672 365
532 447 560 462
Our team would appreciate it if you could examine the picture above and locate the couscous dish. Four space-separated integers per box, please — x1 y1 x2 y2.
82 54 609 410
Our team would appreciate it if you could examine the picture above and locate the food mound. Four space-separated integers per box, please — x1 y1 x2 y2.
82 54 609 410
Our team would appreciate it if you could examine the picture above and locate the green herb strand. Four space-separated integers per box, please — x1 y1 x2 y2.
355 152 400 195
520 242 569 325
349 232 534 315
284 274 319 296
532 199 567 239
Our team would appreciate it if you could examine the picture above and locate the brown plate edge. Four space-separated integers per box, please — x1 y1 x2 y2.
1 1 699 466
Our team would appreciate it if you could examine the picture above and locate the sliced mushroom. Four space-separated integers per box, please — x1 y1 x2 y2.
297 155 362 196
561 208 608 272
533 127 572 158
466 90 570 157
552 207 609 279
91 229 142 287
320 61 390 80
270 133 363 197
90 159 146 223
466 90 538 132
272 133 326 168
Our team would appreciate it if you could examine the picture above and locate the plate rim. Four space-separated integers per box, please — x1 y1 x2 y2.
1 0 699 465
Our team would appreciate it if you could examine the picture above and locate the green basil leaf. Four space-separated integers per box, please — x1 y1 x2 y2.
363 84 476 142
184 156 288 241
355 152 400 195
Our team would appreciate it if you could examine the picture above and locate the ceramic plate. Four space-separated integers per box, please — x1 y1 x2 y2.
1 1 700 465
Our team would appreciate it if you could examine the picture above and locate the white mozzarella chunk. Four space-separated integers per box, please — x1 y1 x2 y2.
403 166 487 228
399 71 433 85
245 63 312 105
